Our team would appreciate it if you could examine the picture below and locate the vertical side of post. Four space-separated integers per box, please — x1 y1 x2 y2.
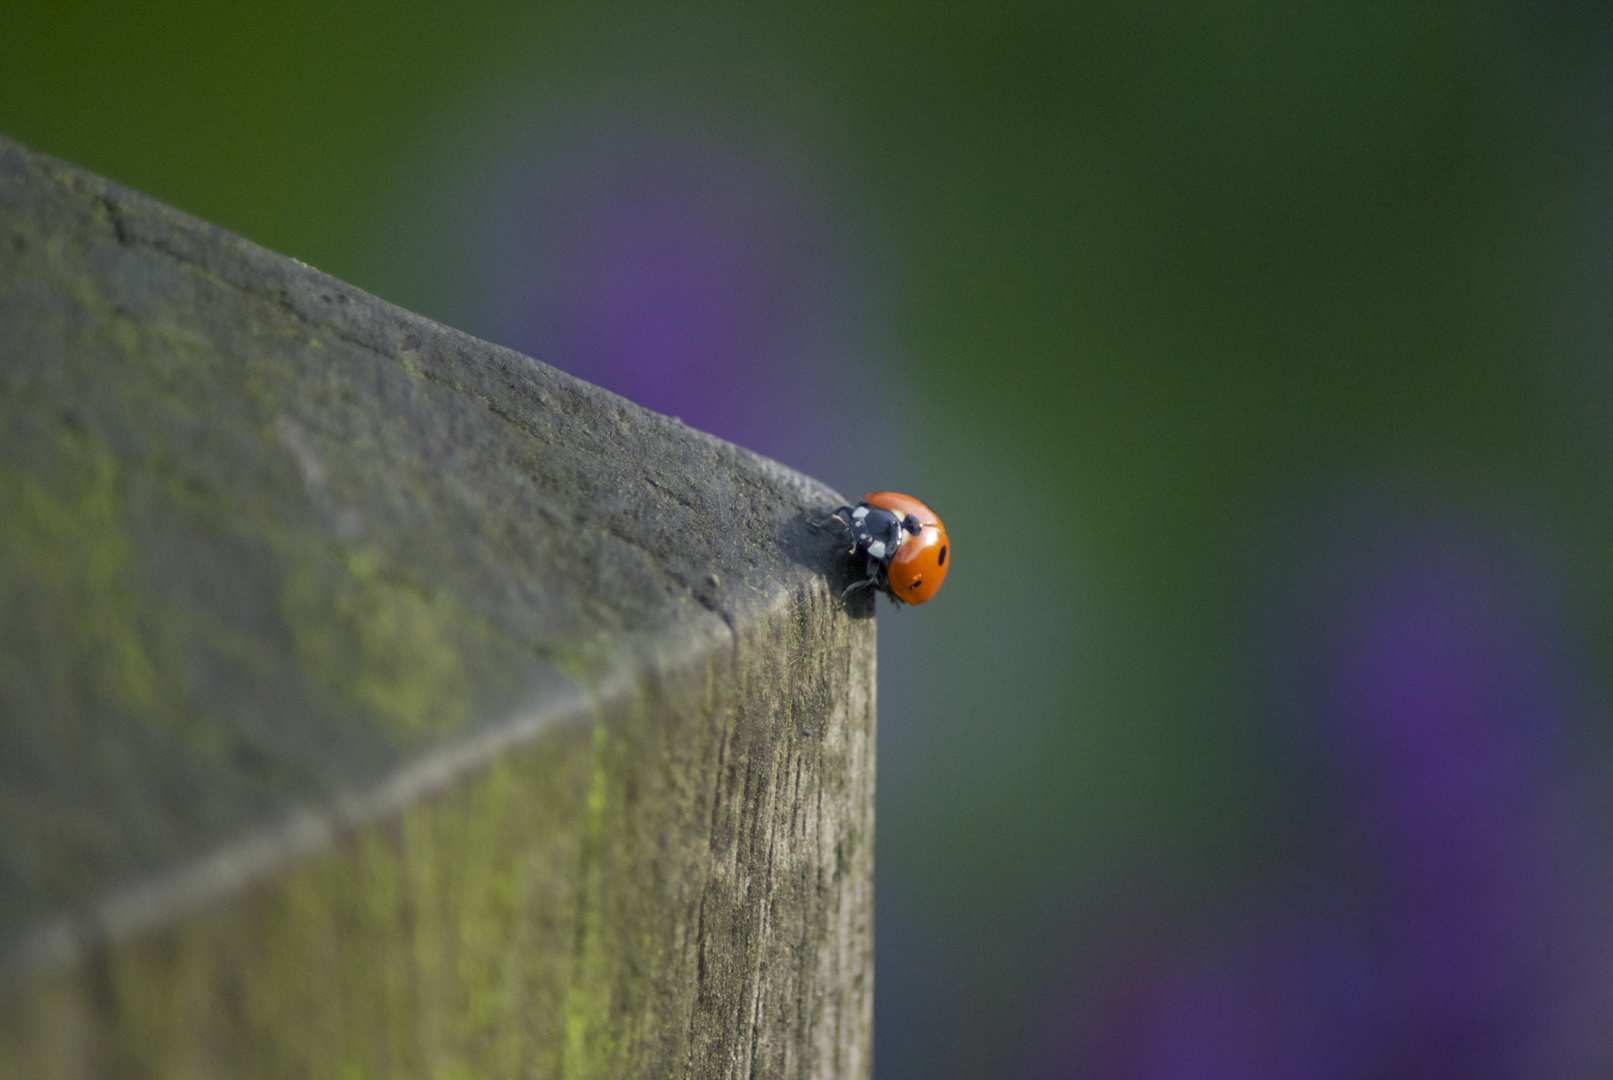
0 589 872 1079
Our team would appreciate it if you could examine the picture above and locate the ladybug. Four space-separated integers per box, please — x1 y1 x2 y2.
826 491 950 605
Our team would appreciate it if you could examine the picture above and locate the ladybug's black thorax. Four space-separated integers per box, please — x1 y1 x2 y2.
847 504 906 565
845 503 924 564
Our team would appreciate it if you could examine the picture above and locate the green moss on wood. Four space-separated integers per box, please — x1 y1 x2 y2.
280 547 472 739
0 424 220 757
0 431 147 702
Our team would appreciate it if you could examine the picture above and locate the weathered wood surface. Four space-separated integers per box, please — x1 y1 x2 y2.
0 133 875 1079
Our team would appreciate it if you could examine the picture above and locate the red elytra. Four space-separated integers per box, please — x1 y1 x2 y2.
862 491 949 604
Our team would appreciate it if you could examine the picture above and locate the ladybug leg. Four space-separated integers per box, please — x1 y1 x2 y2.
840 555 887 601
814 505 854 531
815 506 862 554
840 576 875 600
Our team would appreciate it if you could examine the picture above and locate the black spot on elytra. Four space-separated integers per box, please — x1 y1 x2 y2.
937 545 947 566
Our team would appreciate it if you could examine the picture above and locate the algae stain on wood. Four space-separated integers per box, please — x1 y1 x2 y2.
558 711 619 1080
279 546 473 739
0 437 149 702
0 424 219 760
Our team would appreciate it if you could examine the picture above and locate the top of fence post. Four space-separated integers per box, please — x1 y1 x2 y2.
0 133 875 1080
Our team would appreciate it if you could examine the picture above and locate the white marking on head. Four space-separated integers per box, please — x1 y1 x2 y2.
867 540 887 559
852 506 869 519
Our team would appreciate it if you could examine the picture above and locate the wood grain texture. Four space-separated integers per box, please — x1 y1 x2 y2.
0 133 875 1079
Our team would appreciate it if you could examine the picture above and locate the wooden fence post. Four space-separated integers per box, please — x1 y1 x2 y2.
0 133 874 1080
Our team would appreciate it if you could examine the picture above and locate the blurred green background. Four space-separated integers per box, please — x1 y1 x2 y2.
7 2 1613 1075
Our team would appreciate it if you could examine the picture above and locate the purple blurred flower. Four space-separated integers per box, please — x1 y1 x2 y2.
1030 487 1610 1078
1315 515 1572 1070
1098 913 1374 1080
460 113 888 482
1320 521 1565 849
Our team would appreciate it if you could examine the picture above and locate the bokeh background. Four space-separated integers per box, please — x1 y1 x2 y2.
8 2 1613 1074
